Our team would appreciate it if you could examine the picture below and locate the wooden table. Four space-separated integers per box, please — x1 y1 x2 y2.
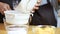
0 23 7 34
0 23 60 34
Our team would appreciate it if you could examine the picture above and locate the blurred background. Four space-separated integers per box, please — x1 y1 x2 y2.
57 0 60 27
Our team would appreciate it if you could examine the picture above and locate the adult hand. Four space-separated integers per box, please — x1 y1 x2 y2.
0 2 11 15
32 0 41 13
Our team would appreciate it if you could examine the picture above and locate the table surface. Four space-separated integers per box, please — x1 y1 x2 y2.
0 23 60 34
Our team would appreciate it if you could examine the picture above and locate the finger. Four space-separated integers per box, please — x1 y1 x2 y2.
4 4 11 11
0 6 5 14
35 3 40 7
35 0 41 6
3 4 8 10
0 9 5 15
37 0 41 4
7 5 11 10
35 0 41 7
31 10 35 13
33 6 39 10
0 7 8 15
37 0 41 3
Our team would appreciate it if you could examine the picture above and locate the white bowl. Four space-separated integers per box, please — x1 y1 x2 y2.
4 10 30 25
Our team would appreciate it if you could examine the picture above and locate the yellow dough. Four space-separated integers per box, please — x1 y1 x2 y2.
33 26 56 34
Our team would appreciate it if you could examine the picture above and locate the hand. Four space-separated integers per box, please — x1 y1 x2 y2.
0 2 11 15
31 0 41 13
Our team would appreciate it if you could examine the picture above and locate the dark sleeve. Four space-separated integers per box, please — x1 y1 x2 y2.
30 3 57 27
